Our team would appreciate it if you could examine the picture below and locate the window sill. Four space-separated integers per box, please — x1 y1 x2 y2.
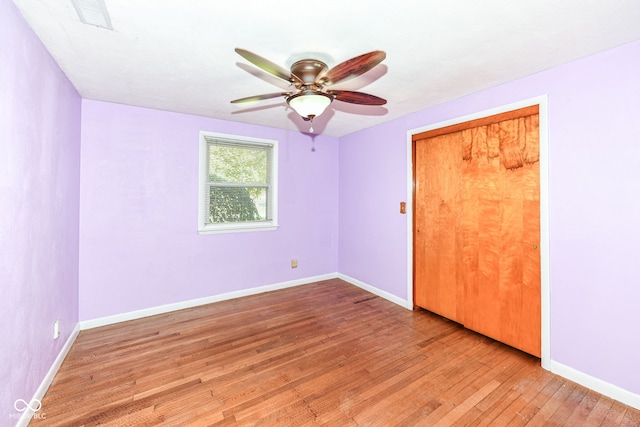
198 222 279 235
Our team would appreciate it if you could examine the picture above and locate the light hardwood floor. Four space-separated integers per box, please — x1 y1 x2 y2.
32 279 640 426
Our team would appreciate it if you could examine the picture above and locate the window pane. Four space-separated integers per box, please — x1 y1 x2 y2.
208 186 267 223
199 132 277 233
209 144 268 184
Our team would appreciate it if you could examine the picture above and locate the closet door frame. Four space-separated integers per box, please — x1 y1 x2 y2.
406 96 550 369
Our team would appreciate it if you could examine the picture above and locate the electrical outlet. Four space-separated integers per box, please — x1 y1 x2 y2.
291 259 298 269
53 319 60 340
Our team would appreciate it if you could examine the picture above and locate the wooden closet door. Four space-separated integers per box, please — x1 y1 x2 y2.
414 131 465 323
413 107 541 357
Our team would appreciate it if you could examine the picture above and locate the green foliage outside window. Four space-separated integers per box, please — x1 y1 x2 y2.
209 185 263 223
207 143 269 224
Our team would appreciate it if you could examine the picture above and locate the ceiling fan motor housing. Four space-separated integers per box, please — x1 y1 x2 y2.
290 59 329 85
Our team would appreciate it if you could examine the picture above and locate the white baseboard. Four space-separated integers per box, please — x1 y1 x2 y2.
338 273 412 309
80 273 339 330
16 323 81 427
549 360 640 410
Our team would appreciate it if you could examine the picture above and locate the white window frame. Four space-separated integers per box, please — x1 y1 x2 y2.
198 131 278 234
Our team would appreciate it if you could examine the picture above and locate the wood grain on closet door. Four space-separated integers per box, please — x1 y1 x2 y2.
462 114 541 357
413 106 540 357
414 131 465 323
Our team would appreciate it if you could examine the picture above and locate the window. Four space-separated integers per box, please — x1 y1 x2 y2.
198 131 278 234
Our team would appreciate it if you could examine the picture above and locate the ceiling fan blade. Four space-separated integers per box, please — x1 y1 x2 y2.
329 90 387 106
235 48 303 85
231 92 288 104
321 51 386 86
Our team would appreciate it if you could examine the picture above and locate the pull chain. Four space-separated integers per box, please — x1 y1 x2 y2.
308 115 315 133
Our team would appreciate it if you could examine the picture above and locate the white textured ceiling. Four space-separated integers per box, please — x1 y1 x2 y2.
12 0 640 137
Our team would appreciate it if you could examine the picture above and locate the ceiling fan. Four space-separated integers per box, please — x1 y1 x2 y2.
231 48 387 132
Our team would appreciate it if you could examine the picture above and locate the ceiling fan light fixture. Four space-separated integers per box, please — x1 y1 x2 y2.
286 91 333 121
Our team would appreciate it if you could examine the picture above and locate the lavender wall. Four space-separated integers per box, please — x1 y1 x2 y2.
78 101 339 320
338 124 409 294
339 40 640 395
0 0 81 419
